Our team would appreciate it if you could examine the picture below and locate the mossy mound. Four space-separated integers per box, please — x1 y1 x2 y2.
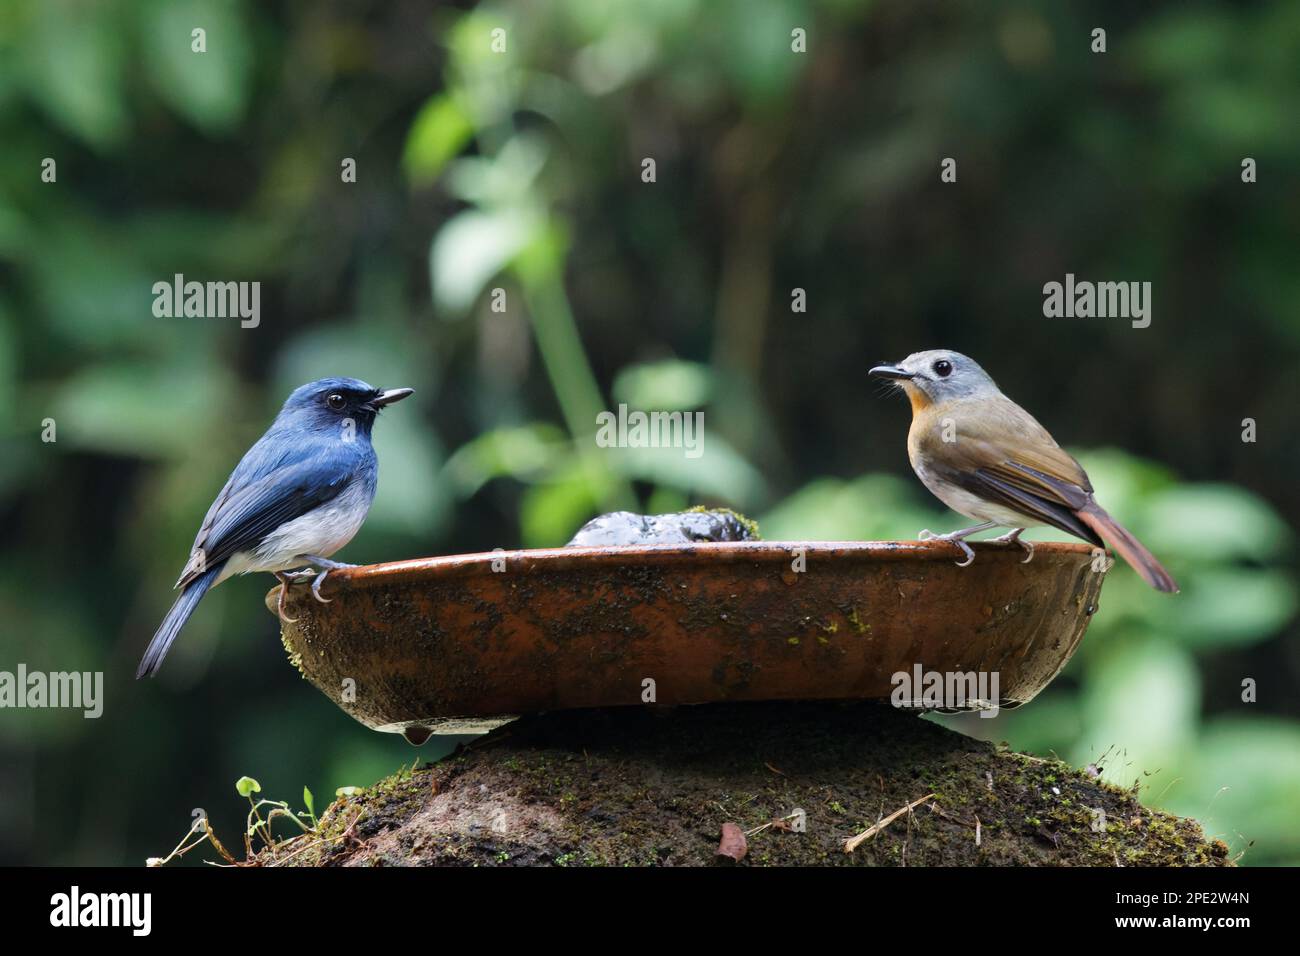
270 701 1231 867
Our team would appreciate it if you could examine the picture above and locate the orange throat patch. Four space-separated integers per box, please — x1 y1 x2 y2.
901 383 933 416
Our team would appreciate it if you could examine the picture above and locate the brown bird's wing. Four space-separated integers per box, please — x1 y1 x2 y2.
913 394 1178 592
915 396 1104 547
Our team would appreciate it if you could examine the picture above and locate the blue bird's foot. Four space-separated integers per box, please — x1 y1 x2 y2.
310 570 333 604
272 572 300 624
296 555 358 605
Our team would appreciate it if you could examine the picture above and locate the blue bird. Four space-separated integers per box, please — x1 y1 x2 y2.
136 377 413 678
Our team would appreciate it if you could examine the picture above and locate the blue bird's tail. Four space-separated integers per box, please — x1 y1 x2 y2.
136 565 222 679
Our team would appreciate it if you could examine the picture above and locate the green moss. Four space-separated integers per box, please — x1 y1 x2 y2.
685 505 760 540
278 625 305 676
256 702 1232 868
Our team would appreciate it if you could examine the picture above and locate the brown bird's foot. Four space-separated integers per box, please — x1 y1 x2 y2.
918 526 989 567
273 572 299 624
992 528 1034 563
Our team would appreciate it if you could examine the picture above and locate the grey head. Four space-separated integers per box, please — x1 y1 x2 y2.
868 350 1002 404
276 377 414 437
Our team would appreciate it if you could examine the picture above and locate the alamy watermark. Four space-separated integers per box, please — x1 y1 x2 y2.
1043 273 1150 328
595 404 704 459
152 273 260 328
50 886 150 936
890 664 1000 717
1 665 102 718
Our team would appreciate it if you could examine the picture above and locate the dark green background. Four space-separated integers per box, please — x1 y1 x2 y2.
0 0 1296 865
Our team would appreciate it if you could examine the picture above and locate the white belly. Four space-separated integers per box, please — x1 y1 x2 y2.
216 480 373 583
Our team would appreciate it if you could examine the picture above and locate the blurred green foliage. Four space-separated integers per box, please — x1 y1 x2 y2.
0 0 1297 865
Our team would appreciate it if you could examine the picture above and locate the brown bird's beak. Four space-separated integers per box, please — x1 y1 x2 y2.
869 364 914 380
366 387 415 411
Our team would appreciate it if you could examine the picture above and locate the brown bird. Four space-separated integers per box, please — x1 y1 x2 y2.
869 350 1178 592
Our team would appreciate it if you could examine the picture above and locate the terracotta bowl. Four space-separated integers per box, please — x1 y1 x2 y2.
267 540 1107 743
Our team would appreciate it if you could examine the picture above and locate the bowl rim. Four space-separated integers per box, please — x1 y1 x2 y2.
294 539 1100 593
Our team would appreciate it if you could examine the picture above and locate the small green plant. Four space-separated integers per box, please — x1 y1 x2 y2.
149 775 361 867
239 777 324 856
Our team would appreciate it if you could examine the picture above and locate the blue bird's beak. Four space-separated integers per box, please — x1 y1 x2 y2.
365 387 414 412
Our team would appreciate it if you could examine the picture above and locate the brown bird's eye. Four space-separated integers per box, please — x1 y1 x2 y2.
326 393 346 410
933 360 953 377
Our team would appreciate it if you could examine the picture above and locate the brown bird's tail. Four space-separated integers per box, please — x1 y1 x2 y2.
1077 503 1179 593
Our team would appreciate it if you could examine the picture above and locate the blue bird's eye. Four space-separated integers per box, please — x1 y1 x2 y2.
933 360 953 378
326 393 346 410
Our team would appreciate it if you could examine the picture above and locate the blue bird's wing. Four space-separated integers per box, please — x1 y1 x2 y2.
175 443 365 589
